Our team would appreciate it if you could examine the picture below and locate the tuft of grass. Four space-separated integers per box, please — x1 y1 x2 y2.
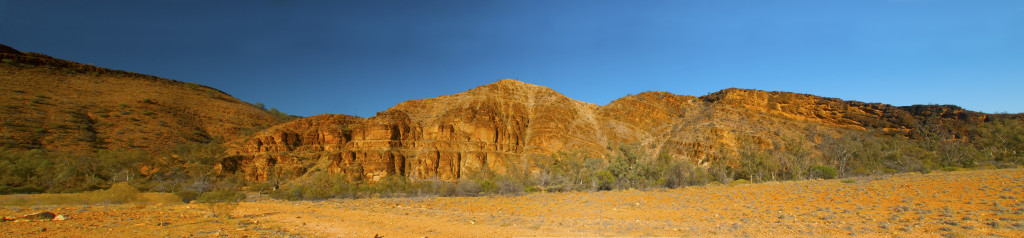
841 179 856 184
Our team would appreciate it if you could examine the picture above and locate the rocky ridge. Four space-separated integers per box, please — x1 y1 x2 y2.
225 80 1014 182
0 44 285 153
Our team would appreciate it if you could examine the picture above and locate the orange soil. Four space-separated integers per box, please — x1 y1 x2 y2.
4 169 1024 237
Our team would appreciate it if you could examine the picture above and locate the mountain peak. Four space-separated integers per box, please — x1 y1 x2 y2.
479 79 548 91
492 78 527 86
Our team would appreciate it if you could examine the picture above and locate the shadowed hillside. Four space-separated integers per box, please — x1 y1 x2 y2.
0 44 288 153
0 44 296 193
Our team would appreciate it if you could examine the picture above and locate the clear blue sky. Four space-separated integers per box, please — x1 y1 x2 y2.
2 0 1022 117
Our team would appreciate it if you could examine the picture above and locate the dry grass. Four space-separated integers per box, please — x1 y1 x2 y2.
238 168 1024 237
3 169 1023 237
0 183 179 206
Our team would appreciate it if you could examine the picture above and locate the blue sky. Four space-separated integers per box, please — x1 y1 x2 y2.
2 0 1022 117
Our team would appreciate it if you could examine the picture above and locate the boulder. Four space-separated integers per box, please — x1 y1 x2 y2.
53 215 69 221
21 211 55 220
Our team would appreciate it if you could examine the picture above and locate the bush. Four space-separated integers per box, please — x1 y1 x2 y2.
496 176 524 195
455 179 482 196
478 179 497 194
197 189 245 218
807 165 838 179
101 182 141 204
596 170 615 191
174 190 200 203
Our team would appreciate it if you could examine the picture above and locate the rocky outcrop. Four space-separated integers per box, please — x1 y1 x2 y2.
225 80 610 181
225 80 1016 182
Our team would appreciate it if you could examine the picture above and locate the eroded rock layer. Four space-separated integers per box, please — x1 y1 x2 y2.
225 80 1015 182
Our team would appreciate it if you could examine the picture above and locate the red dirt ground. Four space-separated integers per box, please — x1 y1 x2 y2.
3 168 1023 237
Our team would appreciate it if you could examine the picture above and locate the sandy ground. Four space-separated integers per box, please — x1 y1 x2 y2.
3 168 1024 237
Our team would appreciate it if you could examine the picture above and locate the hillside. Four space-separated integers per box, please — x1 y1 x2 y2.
225 79 1024 184
0 44 287 153
2 42 1020 195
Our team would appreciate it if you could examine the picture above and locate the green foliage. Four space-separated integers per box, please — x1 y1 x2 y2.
807 165 838 179
0 149 150 194
595 170 615 191
604 143 663 189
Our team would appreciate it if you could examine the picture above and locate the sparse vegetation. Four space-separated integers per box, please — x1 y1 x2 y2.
240 115 1024 200
196 189 245 218
0 182 177 206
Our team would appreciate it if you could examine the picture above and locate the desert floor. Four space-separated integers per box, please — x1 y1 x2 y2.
3 168 1023 237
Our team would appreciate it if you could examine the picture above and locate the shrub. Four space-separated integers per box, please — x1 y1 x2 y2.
496 176 524 195
478 179 498 194
596 170 615 191
101 182 141 204
808 165 838 179
301 184 333 200
197 189 245 218
455 179 482 196
174 190 200 203
662 160 691 188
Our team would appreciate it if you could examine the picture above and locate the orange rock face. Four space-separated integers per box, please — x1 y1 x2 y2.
226 80 605 181
224 80 1015 182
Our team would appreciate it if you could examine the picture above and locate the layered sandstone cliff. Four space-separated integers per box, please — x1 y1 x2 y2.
224 80 1011 182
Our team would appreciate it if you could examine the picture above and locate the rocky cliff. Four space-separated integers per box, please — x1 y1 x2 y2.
225 80 1014 182
224 80 607 181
